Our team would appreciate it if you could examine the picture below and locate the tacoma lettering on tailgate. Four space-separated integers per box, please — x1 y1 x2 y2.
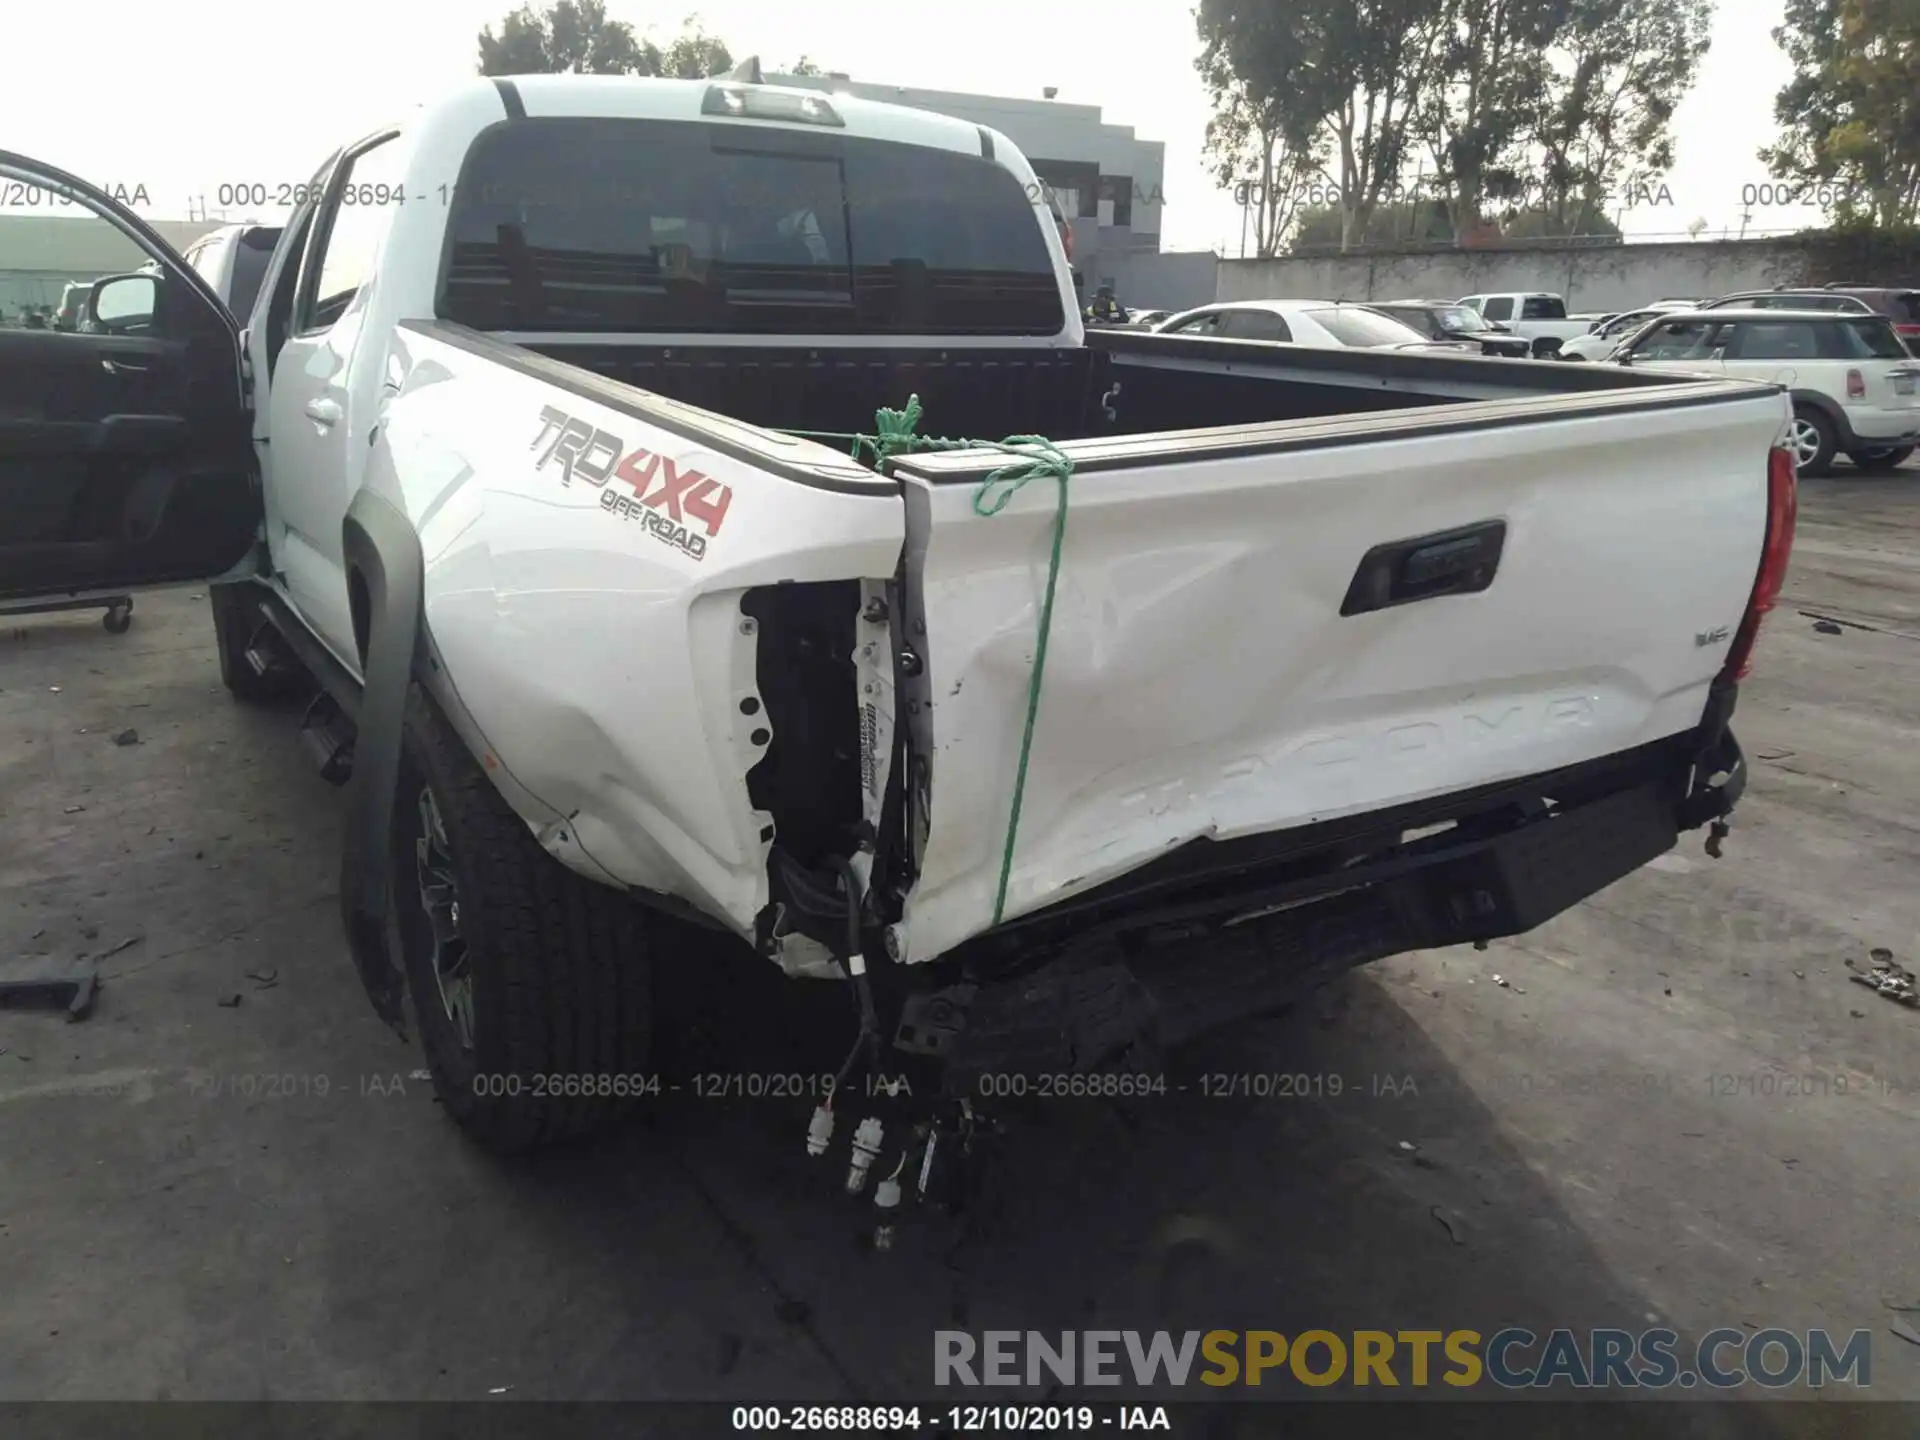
529 405 734 562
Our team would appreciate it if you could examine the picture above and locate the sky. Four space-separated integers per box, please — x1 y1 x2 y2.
0 0 1817 251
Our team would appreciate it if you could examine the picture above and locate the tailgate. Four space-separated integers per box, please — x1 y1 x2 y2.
888 385 1788 962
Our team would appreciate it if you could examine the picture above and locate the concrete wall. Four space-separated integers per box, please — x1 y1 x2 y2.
1108 249 1221 313
1217 239 1817 311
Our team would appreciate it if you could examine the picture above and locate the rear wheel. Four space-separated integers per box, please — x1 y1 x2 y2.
1847 444 1915 473
1787 406 1838 477
394 683 656 1152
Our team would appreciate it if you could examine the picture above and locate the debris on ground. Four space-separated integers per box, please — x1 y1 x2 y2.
113 729 139 746
62 806 84 815
409 1068 432 1081
488 1385 513 1395
0 958 100 1022
1846 949 1917 1009
86 937 141 963
1812 619 1844 635
245 968 279 990
1399 1140 1418 1152
217 993 243 1008
1431 1206 1466 1245
1891 1320 1920 1348
774 1298 813 1325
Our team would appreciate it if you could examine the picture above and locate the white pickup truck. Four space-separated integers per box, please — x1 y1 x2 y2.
1456 292 1596 355
0 71 1796 1176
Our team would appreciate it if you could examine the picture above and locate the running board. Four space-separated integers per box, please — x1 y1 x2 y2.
298 692 356 786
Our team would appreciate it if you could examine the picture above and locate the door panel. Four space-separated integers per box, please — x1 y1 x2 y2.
0 152 256 601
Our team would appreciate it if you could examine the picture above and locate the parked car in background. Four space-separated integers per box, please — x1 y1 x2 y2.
180 224 283 324
1153 299 1468 351
1559 300 1704 361
1362 299 1532 357
1699 285 1920 356
1611 309 1918 473
52 281 93 332
1455 292 1593 353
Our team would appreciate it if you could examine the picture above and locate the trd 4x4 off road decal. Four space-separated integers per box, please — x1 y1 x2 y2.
529 405 734 561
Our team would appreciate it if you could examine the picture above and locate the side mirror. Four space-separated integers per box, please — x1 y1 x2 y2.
90 273 158 333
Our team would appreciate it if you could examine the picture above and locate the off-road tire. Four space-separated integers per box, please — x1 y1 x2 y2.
208 583 308 703
395 683 654 1153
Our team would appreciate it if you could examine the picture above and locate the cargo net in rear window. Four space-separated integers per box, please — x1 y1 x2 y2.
435 116 1065 337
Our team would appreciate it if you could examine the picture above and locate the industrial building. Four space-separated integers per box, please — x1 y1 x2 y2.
767 70 1216 311
0 215 221 323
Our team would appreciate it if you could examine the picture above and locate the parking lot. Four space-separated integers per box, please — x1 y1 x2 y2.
2 464 1917 1421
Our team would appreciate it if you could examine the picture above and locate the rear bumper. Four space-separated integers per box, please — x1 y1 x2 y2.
914 699 1746 1085
1841 408 1920 446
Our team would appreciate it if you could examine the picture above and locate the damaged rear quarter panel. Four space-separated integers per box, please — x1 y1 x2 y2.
382 332 904 940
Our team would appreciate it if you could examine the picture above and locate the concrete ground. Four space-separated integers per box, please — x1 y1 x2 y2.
2 464 1917 1428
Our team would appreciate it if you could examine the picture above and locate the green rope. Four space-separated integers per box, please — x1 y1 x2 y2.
783 395 1073 926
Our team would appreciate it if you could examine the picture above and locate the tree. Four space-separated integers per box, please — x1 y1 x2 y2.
1522 0 1711 236
1416 0 1570 232
1291 197 1456 248
478 0 651 74
1763 0 1920 228
1196 0 1454 253
1199 70 1326 255
659 16 732 79
477 1 732 79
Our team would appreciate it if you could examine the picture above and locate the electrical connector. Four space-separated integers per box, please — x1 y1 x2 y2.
873 1175 903 1251
806 1104 835 1158
846 1116 884 1193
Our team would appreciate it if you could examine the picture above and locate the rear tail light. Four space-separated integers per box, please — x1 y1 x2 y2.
1896 323 1920 337
1721 445 1799 682
1846 368 1866 398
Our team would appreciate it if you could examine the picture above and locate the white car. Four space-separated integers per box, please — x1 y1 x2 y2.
1559 301 1703 361
1612 308 1919 472
1153 299 1465 351
0 77 1785 1163
180 223 283 325
1455 292 1594 350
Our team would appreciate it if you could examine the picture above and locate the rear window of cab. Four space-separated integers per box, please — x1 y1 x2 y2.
436 115 1065 336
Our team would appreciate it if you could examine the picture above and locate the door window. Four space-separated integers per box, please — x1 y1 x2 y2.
1164 310 1224 335
1724 322 1818 361
296 133 407 335
1481 297 1514 322
1 187 148 333
1219 309 1292 341
1632 320 1732 361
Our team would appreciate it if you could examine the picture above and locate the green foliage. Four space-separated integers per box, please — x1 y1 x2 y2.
1527 0 1712 235
1289 196 1622 248
1763 0 1920 228
1197 0 1456 252
1199 0 1713 253
477 2 732 78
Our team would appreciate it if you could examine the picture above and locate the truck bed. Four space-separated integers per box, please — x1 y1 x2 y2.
512 325 1688 446
390 319 1787 967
